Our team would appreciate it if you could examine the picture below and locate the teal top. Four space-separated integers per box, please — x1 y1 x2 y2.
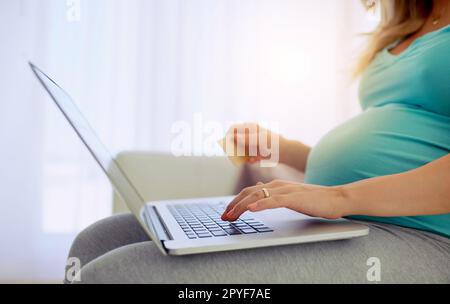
304 25 450 238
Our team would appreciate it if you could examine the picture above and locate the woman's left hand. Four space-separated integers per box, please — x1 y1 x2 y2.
221 180 346 222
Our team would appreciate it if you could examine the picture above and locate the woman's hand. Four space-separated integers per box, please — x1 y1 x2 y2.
221 180 345 222
223 123 311 171
224 123 285 164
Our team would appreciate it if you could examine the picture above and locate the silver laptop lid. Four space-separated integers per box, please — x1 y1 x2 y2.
29 62 167 255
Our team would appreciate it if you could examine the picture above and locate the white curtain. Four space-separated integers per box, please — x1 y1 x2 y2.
0 0 375 282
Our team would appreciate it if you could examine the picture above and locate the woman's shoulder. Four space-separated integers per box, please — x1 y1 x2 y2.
419 24 450 45
440 23 450 32
403 24 450 60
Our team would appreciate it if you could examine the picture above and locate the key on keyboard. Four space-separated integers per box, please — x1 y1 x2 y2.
168 202 273 239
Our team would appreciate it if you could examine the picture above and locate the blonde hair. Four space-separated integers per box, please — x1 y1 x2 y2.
355 0 432 76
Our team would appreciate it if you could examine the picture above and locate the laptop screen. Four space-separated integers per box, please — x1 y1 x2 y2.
29 62 165 253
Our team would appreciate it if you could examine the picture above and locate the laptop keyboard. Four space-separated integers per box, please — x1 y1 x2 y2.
169 202 273 239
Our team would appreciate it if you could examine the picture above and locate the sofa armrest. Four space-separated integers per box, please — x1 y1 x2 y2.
113 152 242 213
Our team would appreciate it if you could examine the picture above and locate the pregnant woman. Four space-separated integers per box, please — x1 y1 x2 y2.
67 0 450 283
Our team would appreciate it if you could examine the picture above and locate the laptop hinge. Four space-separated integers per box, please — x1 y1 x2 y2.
144 205 172 241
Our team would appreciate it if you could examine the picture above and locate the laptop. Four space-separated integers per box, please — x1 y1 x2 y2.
29 62 369 256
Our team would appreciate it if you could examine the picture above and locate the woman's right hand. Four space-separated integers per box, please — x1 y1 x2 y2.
222 123 285 165
222 122 311 171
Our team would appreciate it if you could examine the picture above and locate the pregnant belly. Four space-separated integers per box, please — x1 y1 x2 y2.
304 104 450 186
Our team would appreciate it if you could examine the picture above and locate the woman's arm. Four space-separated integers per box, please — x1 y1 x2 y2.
340 153 450 217
279 138 311 173
222 154 450 221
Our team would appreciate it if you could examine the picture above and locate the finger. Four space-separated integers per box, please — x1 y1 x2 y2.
222 185 262 217
222 180 281 217
228 124 259 150
223 183 268 216
224 188 265 221
247 195 290 212
234 133 258 157
228 123 259 133
226 123 259 140
248 156 265 163
226 185 295 221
